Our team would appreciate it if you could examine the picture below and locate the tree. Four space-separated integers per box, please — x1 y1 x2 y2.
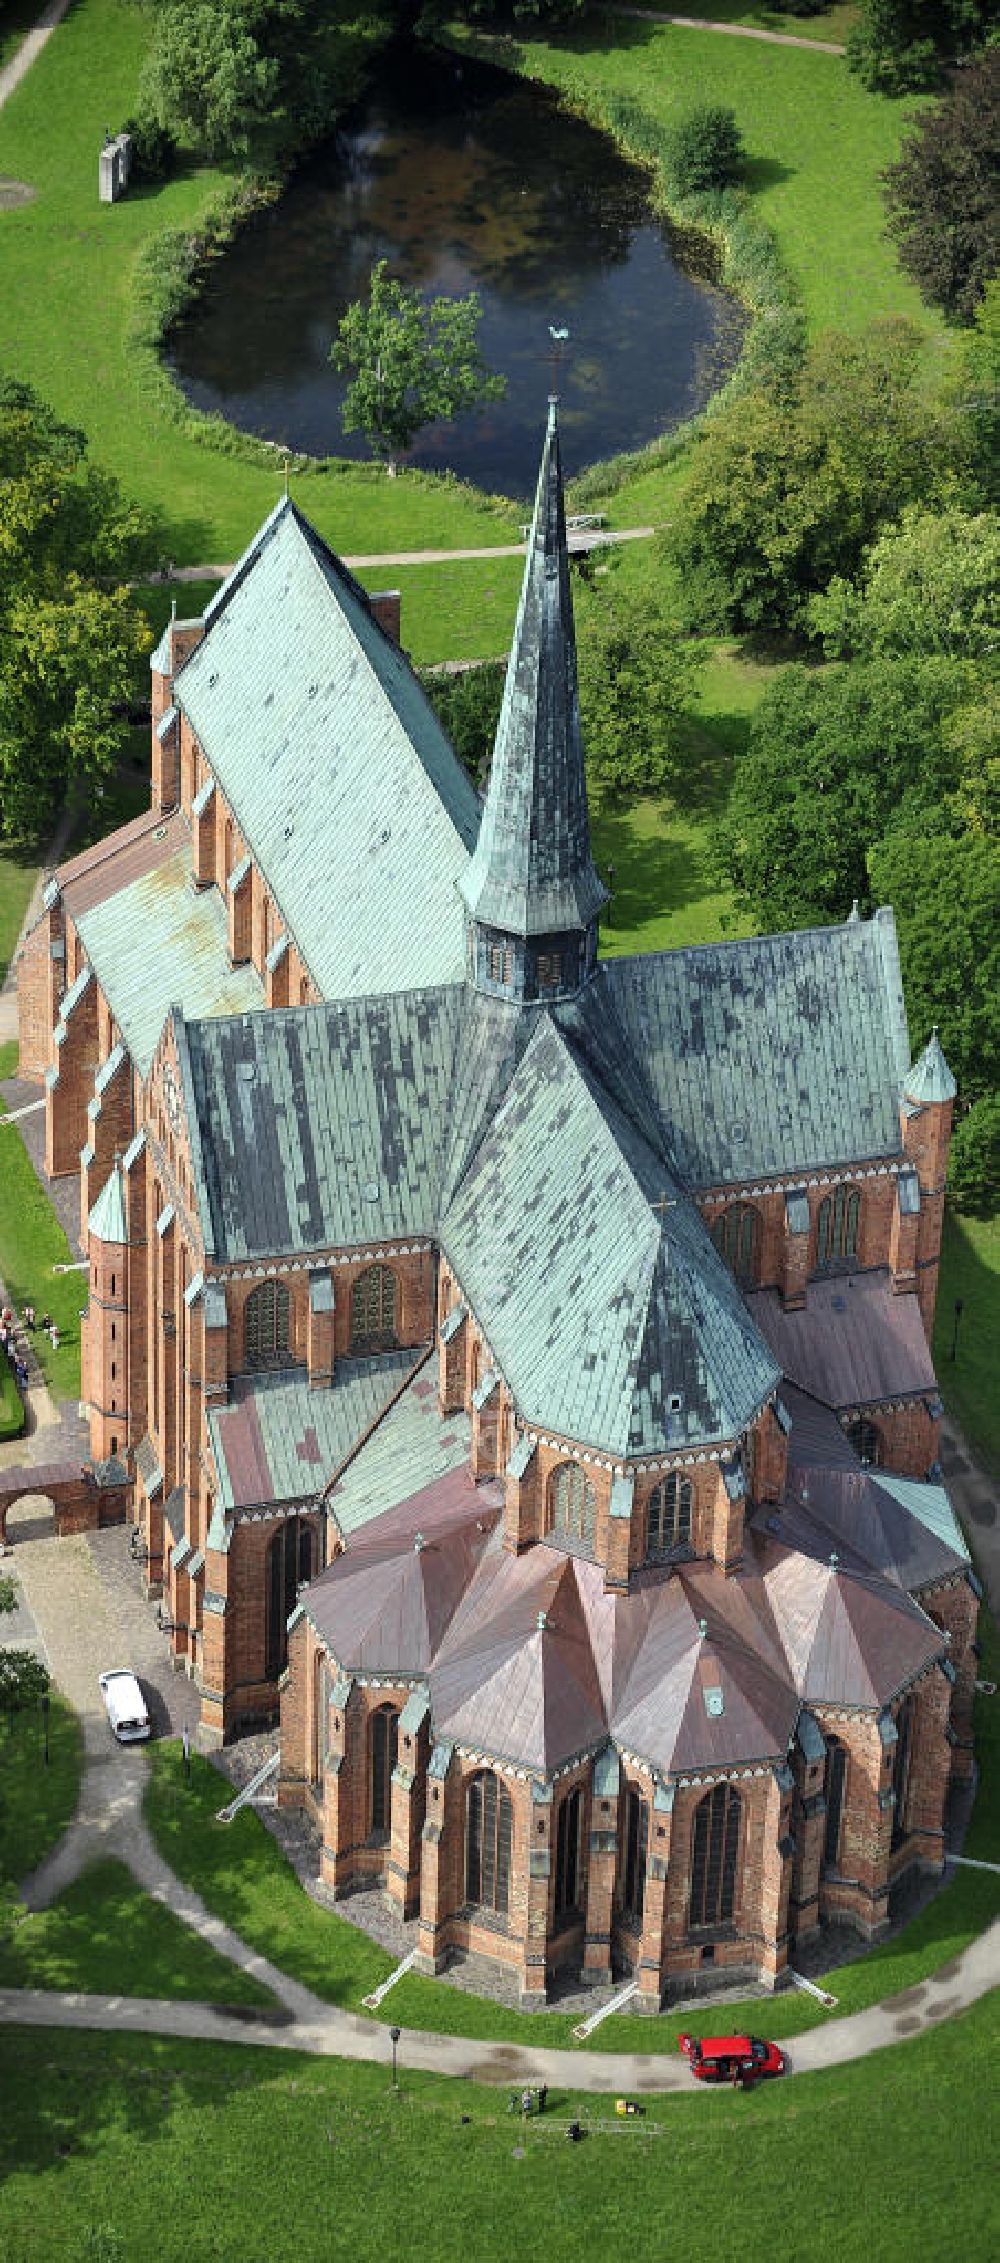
0 1648 49 1718
847 0 993 95
810 507 1000 661
575 558 700 801
137 3 278 164
419 661 506 785
664 106 744 195
0 379 153 611
668 322 961 636
331 261 506 471
0 580 149 838
715 657 969 931
882 53 1000 324
947 1093 1000 1214
868 821 999 1100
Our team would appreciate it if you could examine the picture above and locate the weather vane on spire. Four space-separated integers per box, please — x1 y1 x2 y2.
548 325 569 395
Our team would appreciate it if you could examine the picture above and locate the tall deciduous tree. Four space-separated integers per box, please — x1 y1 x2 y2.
331 260 506 471
0 581 149 838
847 0 993 95
809 507 1000 661
575 559 699 802
868 820 999 1101
882 52 999 324
668 323 961 637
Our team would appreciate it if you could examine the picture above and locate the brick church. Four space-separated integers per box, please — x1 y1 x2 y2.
18 405 977 2008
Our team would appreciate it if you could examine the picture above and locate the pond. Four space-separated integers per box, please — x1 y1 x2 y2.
167 44 747 498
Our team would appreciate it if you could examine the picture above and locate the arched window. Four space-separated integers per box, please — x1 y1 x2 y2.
847 1417 882 1468
690 1782 741 1929
892 1695 915 1849
370 1704 399 1838
548 1462 597 1550
265 1516 311 1678
817 1185 861 1270
646 1473 693 1560
823 1737 847 1870
554 1787 583 1922
619 1786 648 1925
351 1264 397 1350
465 1770 513 1915
711 1202 761 1287
313 1654 327 1787
245 1278 291 1368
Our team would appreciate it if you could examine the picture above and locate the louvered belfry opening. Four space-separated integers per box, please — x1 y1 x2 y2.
465 1770 513 1915
244 1277 291 1367
690 1782 742 1929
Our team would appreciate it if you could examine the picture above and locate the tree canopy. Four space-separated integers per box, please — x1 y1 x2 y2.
847 0 994 95
809 506 1000 662
136 0 389 170
331 261 506 470
667 323 963 637
882 52 1000 324
574 558 700 802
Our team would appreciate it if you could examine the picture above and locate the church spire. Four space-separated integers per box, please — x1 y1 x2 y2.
460 399 607 1002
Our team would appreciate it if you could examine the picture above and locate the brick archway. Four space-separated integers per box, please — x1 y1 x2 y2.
0 1459 130 1545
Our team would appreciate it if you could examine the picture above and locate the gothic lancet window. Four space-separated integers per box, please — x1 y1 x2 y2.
690 1782 741 1929
351 1264 397 1350
554 1786 583 1922
619 1787 648 1925
548 1461 597 1551
823 1737 847 1870
245 1278 291 1368
711 1202 761 1286
892 1696 915 1849
646 1473 693 1559
370 1704 399 1838
466 1770 513 1915
847 1417 882 1468
817 1185 861 1270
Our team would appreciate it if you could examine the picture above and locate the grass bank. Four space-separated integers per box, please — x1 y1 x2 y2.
935 1209 1000 1479
0 2001 994 2262
0 1858 273 2006
0 1121 83 1399
0 1688 81 1880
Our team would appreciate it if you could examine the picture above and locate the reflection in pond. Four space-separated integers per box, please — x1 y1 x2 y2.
167 45 747 495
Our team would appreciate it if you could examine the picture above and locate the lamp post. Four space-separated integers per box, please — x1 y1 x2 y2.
389 2024 401 2089
41 1690 50 1766
951 1297 964 1362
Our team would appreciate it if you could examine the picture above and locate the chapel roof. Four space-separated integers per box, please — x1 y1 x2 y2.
747 1269 937 1411
174 495 481 1001
207 1350 419 1514
75 844 264 1077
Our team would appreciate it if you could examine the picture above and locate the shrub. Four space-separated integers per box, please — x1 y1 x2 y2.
119 112 178 185
664 106 744 196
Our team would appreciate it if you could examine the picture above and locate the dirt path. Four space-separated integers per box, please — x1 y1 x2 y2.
611 7 845 55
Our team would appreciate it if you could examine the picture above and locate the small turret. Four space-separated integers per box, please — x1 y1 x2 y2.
83 1157 128 1462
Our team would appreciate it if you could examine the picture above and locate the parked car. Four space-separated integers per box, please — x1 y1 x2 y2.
99 1669 151 1742
678 2032 785 2084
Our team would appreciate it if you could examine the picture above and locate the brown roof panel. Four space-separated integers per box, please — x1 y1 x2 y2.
59 808 186 921
759 1532 944 1707
747 1271 936 1411
612 1564 797 1776
431 1546 609 1774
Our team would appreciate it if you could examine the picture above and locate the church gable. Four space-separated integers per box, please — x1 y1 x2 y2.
174 498 480 1001
603 906 912 1189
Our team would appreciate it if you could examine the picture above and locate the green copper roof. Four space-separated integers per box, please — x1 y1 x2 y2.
175 498 480 999
185 986 464 1262
440 1016 779 1457
208 1351 419 1512
904 1028 957 1105
328 1368 472 1539
459 402 606 941
87 1159 127 1245
603 907 912 1188
870 1472 969 1562
75 848 263 1075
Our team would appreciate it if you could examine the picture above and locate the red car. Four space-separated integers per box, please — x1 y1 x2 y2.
678 2032 785 2084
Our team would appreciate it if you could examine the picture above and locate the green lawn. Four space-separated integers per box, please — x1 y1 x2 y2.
935 1209 1000 1479
0 1120 84 1399
0 1688 82 1879
0 2000 995 2263
0 1857 273 2006
0 1358 23 1440
145 1608 1000 2055
0 0 40 71
621 0 858 41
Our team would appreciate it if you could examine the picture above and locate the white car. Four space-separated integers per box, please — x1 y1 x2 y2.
99 1670 151 1742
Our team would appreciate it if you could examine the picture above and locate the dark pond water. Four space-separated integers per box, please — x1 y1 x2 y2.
167 44 747 498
